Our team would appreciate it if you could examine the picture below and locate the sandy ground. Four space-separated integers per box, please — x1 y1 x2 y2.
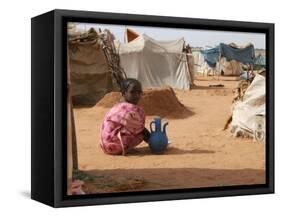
73 76 265 193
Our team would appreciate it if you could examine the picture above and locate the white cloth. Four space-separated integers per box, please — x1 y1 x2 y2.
115 34 191 89
231 74 266 139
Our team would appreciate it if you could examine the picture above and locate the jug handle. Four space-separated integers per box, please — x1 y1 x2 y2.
150 121 156 133
163 122 169 134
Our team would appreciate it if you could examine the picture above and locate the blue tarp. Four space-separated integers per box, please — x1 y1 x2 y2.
201 47 220 68
219 43 255 66
201 43 255 67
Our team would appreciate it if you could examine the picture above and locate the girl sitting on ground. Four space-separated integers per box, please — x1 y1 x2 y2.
100 78 150 155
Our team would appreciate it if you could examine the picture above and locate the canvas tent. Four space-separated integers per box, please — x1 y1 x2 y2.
230 74 265 142
192 50 205 74
115 34 193 89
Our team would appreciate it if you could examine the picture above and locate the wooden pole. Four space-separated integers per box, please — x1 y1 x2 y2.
67 45 73 195
67 46 78 171
247 64 250 80
217 54 221 80
185 54 193 86
67 42 78 194
71 102 78 170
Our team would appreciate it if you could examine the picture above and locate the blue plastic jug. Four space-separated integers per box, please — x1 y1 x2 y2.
148 118 169 154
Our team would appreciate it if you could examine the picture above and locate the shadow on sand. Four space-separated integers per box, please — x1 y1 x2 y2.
125 146 215 156
191 85 226 90
80 167 265 194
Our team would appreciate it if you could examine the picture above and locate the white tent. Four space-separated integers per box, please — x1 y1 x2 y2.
231 74 265 141
192 50 206 75
115 34 192 89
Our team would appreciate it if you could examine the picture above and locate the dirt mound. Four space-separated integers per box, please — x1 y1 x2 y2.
96 86 192 118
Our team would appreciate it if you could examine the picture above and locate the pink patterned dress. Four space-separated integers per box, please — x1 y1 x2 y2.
100 102 145 155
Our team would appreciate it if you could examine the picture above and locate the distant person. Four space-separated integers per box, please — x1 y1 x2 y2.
100 78 150 155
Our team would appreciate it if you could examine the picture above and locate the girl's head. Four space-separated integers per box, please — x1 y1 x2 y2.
120 78 143 105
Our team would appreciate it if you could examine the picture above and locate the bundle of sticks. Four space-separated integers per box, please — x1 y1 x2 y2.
99 29 127 89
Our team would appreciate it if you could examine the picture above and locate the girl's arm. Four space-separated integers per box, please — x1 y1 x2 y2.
142 127 150 143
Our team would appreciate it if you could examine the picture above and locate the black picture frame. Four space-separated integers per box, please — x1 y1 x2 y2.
31 9 274 207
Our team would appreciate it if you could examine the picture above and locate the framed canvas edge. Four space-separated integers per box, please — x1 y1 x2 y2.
50 9 274 207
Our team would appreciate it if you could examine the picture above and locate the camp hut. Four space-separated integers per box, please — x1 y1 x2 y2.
199 43 255 76
218 57 242 76
115 34 193 89
68 28 117 106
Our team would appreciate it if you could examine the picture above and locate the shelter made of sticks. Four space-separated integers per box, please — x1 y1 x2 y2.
68 27 126 106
